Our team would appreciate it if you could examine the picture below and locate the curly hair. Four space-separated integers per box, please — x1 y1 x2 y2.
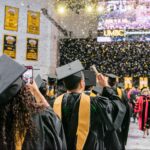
0 85 44 150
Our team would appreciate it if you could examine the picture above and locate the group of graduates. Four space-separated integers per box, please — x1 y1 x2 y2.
0 54 131 150
129 86 150 138
59 39 150 77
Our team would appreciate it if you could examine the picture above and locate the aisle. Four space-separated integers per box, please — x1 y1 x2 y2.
126 122 150 150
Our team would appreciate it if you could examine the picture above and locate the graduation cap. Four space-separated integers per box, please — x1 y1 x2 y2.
105 73 118 87
117 83 124 89
133 82 139 88
92 85 103 95
105 73 118 79
56 60 84 80
84 70 96 87
48 73 57 85
0 54 27 105
35 74 45 89
48 73 56 79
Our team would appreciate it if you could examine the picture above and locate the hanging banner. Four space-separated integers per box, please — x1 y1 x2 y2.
4 6 19 31
26 38 38 60
3 35 17 58
139 77 148 89
27 10 40 34
124 77 133 89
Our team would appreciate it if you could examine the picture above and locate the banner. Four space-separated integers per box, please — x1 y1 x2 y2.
3 35 17 58
27 10 40 34
4 6 19 31
124 77 133 89
139 77 148 89
26 38 38 60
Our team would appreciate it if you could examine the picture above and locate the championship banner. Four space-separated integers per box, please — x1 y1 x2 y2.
26 38 38 60
27 10 40 34
3 35 17 58
124 77 133 89
4 6 19 31
139 77 148 89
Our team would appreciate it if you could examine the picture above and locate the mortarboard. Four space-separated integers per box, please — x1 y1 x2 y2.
48 74 57 79
0 54 27 105
48 73 57 84
84 70 96 87
105 73 118 87
117 83 124 89
92 85 103 95
56 60 84 80
105 73 118 79
133 82 139 88
35 74 44 89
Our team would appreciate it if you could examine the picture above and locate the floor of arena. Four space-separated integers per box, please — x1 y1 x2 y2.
126 121 150 150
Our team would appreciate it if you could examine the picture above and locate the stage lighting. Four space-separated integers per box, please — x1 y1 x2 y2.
86 5 93 13
126 5 133 10
57 5 66 14
97 5 104 13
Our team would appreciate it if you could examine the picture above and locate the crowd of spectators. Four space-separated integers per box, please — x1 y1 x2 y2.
59 39 150 78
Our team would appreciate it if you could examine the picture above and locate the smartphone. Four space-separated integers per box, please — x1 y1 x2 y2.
22 66 33 84
91 65 99 75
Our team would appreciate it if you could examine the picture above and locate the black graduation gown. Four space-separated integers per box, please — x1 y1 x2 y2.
22 107 67 150
59 87 126 150
103 87 130 150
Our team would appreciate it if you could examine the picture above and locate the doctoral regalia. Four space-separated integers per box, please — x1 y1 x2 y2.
134 95 150 131
53 87 126 150
22 107 67 150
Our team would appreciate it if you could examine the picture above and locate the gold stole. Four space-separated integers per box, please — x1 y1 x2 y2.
117 88 123 99
53 93 90 150
15 130 26 150
90 92 96 97
47 89 54 97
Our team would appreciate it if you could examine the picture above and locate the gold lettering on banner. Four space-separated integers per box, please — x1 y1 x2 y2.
104 30 124 37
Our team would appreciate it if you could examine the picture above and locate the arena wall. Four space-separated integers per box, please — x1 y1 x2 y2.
0 0 58 79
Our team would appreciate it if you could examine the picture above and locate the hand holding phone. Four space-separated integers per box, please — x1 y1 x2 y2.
91 65 109 87
91 65 99 75
22 66 33 84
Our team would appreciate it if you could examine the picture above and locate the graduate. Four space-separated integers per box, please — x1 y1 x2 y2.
53 60 127 150
134 87 150 138
104 74 130 150
0 55 66 150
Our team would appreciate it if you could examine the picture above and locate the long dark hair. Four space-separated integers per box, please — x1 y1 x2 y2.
0 85 44 150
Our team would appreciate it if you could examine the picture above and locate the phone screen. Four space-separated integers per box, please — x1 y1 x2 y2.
22 66 33 84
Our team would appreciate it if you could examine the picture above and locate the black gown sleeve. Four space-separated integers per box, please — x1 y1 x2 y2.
102 87 120 100
91 95 124 150
102 87 126 129
101 87 128 150
22 107 67 150
103 87 130 145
